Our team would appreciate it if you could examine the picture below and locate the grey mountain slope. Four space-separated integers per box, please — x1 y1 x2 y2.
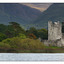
34 3 64 29
0 3 41 28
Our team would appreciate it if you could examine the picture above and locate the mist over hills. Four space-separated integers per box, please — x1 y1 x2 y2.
34 3 64 29
0 3 41 29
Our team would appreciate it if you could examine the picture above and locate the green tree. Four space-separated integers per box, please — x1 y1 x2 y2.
38 28 48 40
0 33 7 41
26 27 38 38
5 22 26 37
0 24 7 33
5 30 14 38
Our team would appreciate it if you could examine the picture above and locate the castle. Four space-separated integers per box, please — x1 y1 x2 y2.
42 21 64 47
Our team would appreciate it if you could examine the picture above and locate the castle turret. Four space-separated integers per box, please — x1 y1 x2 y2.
48 21 62 41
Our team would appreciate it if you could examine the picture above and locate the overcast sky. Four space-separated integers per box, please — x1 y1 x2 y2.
22 3 52 12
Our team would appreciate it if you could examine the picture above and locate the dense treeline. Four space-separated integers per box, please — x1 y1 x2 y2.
0 22 48 53
0 22 48 41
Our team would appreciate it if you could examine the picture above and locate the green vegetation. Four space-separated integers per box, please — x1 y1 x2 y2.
38 28 48 39
1 37 64 53
2 37 45 53
0 22 48 53
0 33 7 41
0 22 64 53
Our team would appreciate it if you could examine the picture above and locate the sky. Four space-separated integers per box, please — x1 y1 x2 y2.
22 3 52 12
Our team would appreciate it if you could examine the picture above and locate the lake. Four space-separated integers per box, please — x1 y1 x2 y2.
0 53 64 61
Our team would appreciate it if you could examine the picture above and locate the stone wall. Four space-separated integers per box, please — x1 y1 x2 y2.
42 39 64 47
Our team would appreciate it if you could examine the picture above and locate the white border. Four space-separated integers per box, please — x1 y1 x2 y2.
0 0 64 3
0 62 64 64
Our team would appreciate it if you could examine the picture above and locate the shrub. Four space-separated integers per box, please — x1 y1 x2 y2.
20 38 45 50
0 42 10 49
2 37 45 52
17 33 26 39
0 42 11 52
2 37 22 50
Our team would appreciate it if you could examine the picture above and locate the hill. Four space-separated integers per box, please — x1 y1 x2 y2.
34 3 64 29
0 3 41 29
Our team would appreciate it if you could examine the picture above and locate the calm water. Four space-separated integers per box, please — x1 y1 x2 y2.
0 53 64 61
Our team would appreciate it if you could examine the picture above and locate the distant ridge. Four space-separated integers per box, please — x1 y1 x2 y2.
34 3 64 29
0 3 41 29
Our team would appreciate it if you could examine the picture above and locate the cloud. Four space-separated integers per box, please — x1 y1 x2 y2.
22 3 52 12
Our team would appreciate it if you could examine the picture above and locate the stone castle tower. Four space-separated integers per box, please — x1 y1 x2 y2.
48 21 62 41
42 21 64 47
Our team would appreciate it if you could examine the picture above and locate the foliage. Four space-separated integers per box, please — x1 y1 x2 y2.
0 33 7 41
38 28 48 39
0 42 11 52
28 33 37 39
0 42 11 49
0 22 49 53
4 22 26 38
17 33 26 39
9 22 26 36
26 27 48 39
26 27 38 38
2 37 22 50
0 22 48 40
1 37 64 53
0 24 7 33
2 37 45 52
